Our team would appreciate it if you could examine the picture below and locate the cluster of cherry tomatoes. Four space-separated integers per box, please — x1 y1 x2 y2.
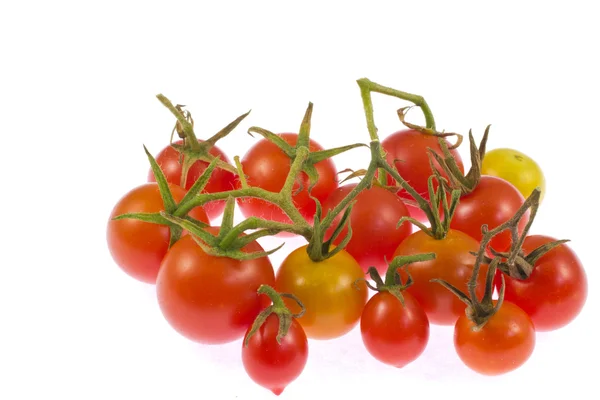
106 79 588 396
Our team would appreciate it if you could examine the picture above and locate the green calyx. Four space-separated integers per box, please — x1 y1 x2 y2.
396 106 463 150
429 125 491 196
244 285 305 346
356 253 436 306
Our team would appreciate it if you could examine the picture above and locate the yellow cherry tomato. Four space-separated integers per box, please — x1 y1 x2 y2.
275 245 368 340
481 148 546 202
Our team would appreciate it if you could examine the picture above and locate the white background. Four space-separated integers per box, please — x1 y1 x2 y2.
1 1 598 399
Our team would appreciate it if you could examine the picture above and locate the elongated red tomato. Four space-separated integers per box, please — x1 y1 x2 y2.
322 184 412 273
237 133 337 226
360 291 429 368
275 245 367 339
381 129 464 222
450 176 527 252
394 229 487 325
496 235 587 331
454 301 535 375
148 140 236 220
156 231 275 344
242 314 308 396
106 183 209 284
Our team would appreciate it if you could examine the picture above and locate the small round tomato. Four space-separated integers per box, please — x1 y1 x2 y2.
454 301 535 375
242 314 308 396
107 183 209 284
156 231 275 344
394 229 487 325
275 245 368 340
496 235 587 331
237 133 338 226
322 184 412 274
381 129 464 222
450 176 526 253
360 291 429 368
148 140 236 220
482 148 546 203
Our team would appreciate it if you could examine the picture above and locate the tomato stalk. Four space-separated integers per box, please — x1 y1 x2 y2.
355 253 436 305
244 285 306 346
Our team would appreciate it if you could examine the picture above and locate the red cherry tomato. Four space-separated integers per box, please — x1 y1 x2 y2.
106 183 209 284
450 175 527 252
381 129 464 222
242 314 308 396
360 291 429 368
237 133 338 226
156 231 275 344
322 184 412 273
454 301 535 375
148 140 236 220
496 235 588 331
393 229 486 325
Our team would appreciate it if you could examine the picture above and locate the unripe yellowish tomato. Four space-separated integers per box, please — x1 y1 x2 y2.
481 148 546 202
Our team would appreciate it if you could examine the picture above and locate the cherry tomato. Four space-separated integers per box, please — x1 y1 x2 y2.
450 175 526 252
322 184 412 274
148 140 236 220
360 291 429 368
482 148 546 203
275 245 368 339
237 133 338 226
106 183 209 284
454 301 535 375
393 229 487 325
496 235 587 331
156 231 275 344
242 314 308 396
381 129 464 222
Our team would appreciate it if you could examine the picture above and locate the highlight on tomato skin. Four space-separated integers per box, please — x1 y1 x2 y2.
147 139 237 221
242 314 308 396
106 183 209 284
496 235 588 332
155 232 275 345
454 301 536 376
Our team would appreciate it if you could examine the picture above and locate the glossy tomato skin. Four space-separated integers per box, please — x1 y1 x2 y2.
496 235 587 331
148 140 236 221
361 291 429 368
394 229 486 325
237 133 338 225
156 231 275 344
322 184 412 274
455 301 535 375
381 129 464 222
275 245 368 340
242 314 308 396
481 148 546 203
450 175 526 253
107 183 209 284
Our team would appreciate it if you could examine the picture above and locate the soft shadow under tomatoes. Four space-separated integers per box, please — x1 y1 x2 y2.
106 183 209 284
156 230 275 344
322 184 412 274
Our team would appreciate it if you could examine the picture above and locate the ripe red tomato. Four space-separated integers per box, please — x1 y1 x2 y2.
496 235 588 331
450 175 527 252
156 231 275 344
322 184 412 274
242 314 308 396
360 291 429 368
237 133 338 226
393 229 486 325
381 129 464 222
148 140 236 220
454 301 535 375
275 245 368 339
106 183 209 284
